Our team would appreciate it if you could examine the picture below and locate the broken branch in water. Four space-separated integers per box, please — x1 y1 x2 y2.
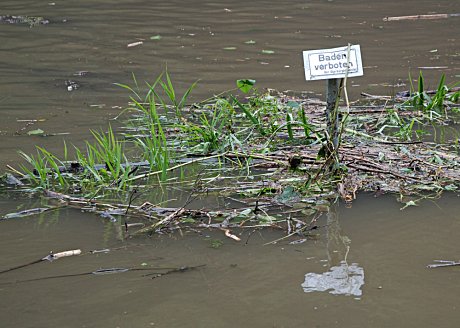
0 249 81 275
427 260 460 268
2 205 62 220
0 264 206 284
221 228 241 241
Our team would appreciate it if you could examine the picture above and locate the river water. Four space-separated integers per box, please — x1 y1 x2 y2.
0 0 459 327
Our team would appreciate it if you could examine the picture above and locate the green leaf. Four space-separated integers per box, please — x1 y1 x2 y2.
450 91 459 103
317 144 327 159
236 79 256 93
27 128 45 136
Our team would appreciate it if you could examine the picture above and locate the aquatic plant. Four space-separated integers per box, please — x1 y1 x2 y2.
77 126 133 189
18 150 52 189
231 95 267 136
17 126 134 192
181 101 233 154
236 79 256 94
406 71 459 117
115 69 198 119
299 106 314 139
150 69 198 119
116 73 175 179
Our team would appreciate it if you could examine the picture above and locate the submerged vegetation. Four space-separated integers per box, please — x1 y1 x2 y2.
2 70 460 239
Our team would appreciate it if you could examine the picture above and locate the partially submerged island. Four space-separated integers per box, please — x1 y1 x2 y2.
1 71 459 240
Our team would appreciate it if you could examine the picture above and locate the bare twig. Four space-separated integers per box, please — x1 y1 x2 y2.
384 13 460 21
427 260 460 268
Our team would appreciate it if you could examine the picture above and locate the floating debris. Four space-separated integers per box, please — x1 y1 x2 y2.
27 128 45 136
0 173 24 186
3 207 50 220
65 80 79 91
73 71 89 76
0 249 81 275
127 41 143 48
301 262 364 296
427 260 460 268
0 15 49 27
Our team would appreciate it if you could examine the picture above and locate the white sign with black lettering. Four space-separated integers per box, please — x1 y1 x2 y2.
303 45 363 81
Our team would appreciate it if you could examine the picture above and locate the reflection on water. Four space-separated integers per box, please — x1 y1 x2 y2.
302 261 365 297
302 205 364 297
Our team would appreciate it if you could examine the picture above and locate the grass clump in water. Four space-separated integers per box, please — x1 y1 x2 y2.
19 126 134 193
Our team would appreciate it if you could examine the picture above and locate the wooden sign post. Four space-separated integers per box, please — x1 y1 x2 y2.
303 44 363 160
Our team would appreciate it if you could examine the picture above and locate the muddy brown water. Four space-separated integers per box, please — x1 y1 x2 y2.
1 0 459 327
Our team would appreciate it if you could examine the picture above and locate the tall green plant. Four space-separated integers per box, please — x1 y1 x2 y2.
119 78 172 180
18 145 74 189
18 150 49 188
116 70 198 119
132 121 170 180
408 72 458 116
158 70 198 118
72 126 133 189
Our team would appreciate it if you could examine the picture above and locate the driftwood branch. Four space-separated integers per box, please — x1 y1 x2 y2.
384 13 460 22
427 260 460 268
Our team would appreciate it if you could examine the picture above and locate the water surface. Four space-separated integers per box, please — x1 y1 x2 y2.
0 0 459 327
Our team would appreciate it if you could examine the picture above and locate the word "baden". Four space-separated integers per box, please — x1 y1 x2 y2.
318 53 347 61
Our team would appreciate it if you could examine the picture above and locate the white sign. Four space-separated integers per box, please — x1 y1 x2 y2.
303 45 363 81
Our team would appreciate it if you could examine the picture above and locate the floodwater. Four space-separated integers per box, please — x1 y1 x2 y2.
0 0 459 327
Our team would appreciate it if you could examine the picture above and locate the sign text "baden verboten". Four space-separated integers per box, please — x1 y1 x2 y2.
303 45 363 81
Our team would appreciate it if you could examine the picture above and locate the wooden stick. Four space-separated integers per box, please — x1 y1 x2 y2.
48 249 82 260
384 13 460 22
221 228 241 241
6 164 25 177
0 249 81 275
427 260 460 268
